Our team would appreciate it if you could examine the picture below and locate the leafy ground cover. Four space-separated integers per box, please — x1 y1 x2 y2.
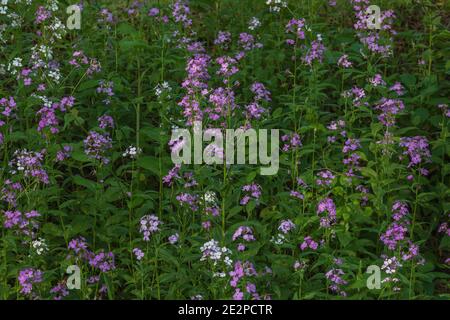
0 0 449 300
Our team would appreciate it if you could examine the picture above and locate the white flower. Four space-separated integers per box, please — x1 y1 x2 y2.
248 17 261 30
122 145 142 159
31 238 48 255
270 233 286 245
213 272 226 278
204 191 218 205
154 82 172 98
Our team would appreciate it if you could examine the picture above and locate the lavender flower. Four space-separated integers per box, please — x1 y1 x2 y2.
89 250 115 272
18 268 43 295
9 149 49 184
380 223 408 250
316 170 335 186
83 131 113 164
140 214 162 241
302 40 325 66
325 267 347 296
278 219 295 234
337 54 352 68
168 233 179 244
392 201 409 221
133 248 144 260
176 192 199 211
240 183 262 205
98 115 114 129
300 236 318 251
317 198 337 228
50 282 69 300
399 136 431 169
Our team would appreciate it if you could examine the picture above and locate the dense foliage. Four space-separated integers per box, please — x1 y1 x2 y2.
0 0 449 300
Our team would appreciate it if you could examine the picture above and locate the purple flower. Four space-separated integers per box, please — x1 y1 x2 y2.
250 82 271 102
342 138 361 154
56 145 72 162
176 192 199 211
399 136 431 169
50 282 69 300
214 31 232 49
9 149 49 184
99 8 115 24
374 98 405 127
83 131 113 164
290 190 304 200
140 214 162 241
317 198 337 228
97 81 114 105
245 102 266 120
285 18 306 43
68 237 89 256
133 248 145 260
238 33 262 51
148 8 160 17
172 0 192 28
316 170 335 186
3 209 40 237
337 55 352 68
325 267 347 296
89 250 115 272
1 179 22 207
389 82 405 96
98 115 114 129
392 201 409 221
380 223 408 250
233 288 244 300
18 268 43 295
281 133 302 152
300 236 318 251
278 219 296 234
240 183 262 205
35 6 51 24
302 40 325 66
370 74 386 86
208 87 236 120
232 226 256 243
215 56 239 79
163 164 181 186
168 233 179 244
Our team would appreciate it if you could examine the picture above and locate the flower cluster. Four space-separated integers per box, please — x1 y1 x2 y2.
18 268 43 296
176 192 199 211
3 210 40 238
374 98 405 127
316 170 335 186
83 131 113 164
240 183 262 205
325 266 348 296
300 236 318 251
399 136 431 170
317 198 337 228
229 261 260 300
139 214 162 241
232 226 256 251
200 239 232 267
9 149 49 184
281 133 302 152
